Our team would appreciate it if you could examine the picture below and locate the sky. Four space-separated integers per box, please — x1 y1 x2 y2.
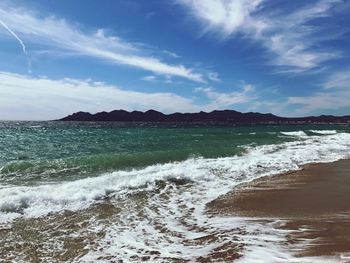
0 0 349 120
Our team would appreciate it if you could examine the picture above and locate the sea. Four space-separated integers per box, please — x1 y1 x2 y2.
0 121 350 262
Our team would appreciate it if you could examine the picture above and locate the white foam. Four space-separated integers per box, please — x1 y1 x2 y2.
280 131 307 137
81 132 350 262
309 129 337 135
0 159 216 221
2 132 350 262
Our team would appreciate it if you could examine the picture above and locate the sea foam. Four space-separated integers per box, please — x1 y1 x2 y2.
81 132 350 262
309 129 338 135
280 131 307 137
1 132 350 262
1 132 349 222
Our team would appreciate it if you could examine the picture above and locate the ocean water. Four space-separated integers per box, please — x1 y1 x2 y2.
0 121 350 262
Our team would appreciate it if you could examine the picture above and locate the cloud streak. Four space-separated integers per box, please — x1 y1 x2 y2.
141 75 157 82
252 70 350 116
195 82 255 110
0 4 203 82
178 0 344 72
0 72 202 120
0 19 27 54
0 18 31 73
207 72 220 82
286 69 350 115
0 71 260 120
178 0 262 38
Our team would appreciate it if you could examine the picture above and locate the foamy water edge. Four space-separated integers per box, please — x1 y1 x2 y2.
1 130 350 262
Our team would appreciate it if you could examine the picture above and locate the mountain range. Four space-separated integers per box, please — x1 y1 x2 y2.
59 109 350 124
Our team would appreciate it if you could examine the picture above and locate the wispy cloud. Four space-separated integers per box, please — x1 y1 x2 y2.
0 19 27 54
178 0 344 72
252 69 350 116
322 70 350 89
178 0 262 38
0 71 203 120
163 50 181 59
207 71 221 82
0 70 262 120
0 18 31 73
141 75 157 82
286 69 350 115
287 91 350 116
195 81 255 109
0 4 204 82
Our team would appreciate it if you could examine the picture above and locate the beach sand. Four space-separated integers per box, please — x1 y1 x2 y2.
208 159 350 259
2 160 350 262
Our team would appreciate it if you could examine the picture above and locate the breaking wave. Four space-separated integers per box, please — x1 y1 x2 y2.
280 131 307 137
309 129 337 135
1 132 350 262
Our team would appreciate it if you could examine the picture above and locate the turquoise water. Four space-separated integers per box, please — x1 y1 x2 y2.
1 121 350 262
0 121 349 185
0 122 349 184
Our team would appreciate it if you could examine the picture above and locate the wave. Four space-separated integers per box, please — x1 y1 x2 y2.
1 132 350 262
1 132 349 222
280 131 307 137
82 132 350 262
0 149 246 184
309 130 337 135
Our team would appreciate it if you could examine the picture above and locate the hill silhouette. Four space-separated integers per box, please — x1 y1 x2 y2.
59 109 350 124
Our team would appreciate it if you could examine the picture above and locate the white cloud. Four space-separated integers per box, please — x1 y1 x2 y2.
245 69 350 117
0 72 202 120
0 71 262 120
323 70 350 89
195 82 255 109
0 4 204 82
247 69 350 117
208 72 221 82
285 69 350 115
0 19 27 54
0 18 31 73
286 91 350 116
163 50 181 58
178 0 343 71
141 75 157 82
178 0 262 38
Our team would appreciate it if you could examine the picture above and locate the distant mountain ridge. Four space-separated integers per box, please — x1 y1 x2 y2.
59 109 350 124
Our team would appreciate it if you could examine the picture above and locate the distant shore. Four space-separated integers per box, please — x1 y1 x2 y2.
58 109 350 124
208 159 350 260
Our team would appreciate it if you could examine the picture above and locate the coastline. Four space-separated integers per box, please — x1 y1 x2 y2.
1 124 350 261
207 159 350 259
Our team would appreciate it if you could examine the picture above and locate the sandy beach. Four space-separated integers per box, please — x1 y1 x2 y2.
208 159 350 260
1 123 350 261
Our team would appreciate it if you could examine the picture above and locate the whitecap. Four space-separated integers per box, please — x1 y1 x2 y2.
1 132 350 262
280 131 307 137
309 130 337 135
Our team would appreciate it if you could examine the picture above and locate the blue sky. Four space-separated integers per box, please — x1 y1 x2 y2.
0 0 349 120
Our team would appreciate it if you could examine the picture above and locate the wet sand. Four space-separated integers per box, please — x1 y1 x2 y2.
2 160 350 262
0 202 120 262
208 159 350 259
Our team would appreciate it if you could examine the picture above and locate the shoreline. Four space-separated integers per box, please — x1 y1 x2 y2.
207 159 350 259
1 159 350 261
